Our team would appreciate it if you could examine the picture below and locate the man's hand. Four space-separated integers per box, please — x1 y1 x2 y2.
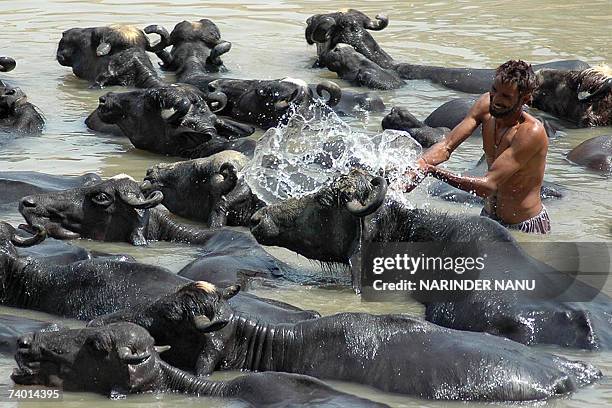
403 158 429 193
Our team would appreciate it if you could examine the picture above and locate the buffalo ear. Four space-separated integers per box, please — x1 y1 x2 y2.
222 284 240 300
96 42 111 56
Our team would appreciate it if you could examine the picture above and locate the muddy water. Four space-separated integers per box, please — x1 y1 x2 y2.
0 0 611 407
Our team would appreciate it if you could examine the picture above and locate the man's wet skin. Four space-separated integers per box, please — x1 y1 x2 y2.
405 61 548 227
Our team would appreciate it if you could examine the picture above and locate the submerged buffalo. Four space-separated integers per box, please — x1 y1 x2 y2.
533 66 612 127
0 314 60 355
250 170 612 349
86 84 256 157
305 9 589 93
93 282 600 401
0 84 45 134
207 77 342 129
154 18 381 118
0 220 318 324
156 19 233 75
56 24 168 87
12 322 386 407
142 151 264 227
382 106 449 147
567 135 612 173
0 56 17 73
18 174 248 245
0 58 44 134
0 171 100 205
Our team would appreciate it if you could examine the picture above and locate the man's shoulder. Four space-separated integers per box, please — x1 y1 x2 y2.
516 112 548 147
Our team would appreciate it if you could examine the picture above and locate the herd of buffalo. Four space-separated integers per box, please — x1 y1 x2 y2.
1 8 611 407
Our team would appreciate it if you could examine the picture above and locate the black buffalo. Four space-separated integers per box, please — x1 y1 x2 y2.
567 135 612 173
142 151 264 227
86 84 256 158
12 322 386 407
249 170 612 350
306 9 590 94
56 24 168 87
0 220 318 324
533 66 612 127
92 282 601 401
0 58 44 134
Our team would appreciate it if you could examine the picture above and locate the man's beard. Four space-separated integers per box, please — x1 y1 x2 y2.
489 97 523 118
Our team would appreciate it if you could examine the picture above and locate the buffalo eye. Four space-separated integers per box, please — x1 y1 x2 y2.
91 192 114 207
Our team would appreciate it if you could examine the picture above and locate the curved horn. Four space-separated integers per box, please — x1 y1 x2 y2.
210 41 232 61
274 86 306 111
316 80 341 107
579 77 612 103
193 315 230 333
345 176 388 217
307 16 336 44
117 346 151 363
206 91 228 113
363 13 389 31
154 345 171 354
0 56 17 72
119 190 164 209
11 224 46 247
144 25 170 53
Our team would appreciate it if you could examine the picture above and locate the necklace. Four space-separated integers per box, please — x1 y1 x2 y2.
493 118 517 151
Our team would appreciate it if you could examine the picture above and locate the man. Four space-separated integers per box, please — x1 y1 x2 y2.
406 60 550 234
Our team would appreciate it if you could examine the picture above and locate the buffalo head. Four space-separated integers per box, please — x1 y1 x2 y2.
305 9 393 68
12 322 170 394
250 169 387 262
88 281 239 372
533 66 612 127
56 24 168 82
142 151 254 225
208 77 341 129
18 175 163 245
94 84 255 157
158 19 232 73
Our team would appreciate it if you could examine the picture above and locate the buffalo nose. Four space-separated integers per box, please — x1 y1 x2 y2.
99 96 107 104
20 196 37 208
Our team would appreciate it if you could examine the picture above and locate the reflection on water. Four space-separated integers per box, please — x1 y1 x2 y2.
0 1 610 407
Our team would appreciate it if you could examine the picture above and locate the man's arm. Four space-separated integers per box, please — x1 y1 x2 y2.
417 93 490 167
426 122 546 198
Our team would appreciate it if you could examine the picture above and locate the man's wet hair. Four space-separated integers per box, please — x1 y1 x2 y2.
495 60 537 95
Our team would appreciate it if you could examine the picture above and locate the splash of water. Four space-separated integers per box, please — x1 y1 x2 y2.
242 101 422 204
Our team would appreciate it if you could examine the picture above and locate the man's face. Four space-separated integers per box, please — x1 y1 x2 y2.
489 78 524 118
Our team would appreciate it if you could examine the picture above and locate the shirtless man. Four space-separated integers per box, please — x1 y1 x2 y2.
406 60 550 234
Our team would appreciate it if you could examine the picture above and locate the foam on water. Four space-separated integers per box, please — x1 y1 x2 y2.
242 101 422 205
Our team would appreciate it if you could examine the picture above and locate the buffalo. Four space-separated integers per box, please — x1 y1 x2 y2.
207 77 342 129
142 150 264 227
0 220 319 324
533 66 612 127
0 56 17 73
249 170 612 350
306 9 590 94
56 24 168 87
0 84 44 134
86 84 256 158
12 321 386 407
567 135 612 173
156 19 233 76
92 282 601 401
